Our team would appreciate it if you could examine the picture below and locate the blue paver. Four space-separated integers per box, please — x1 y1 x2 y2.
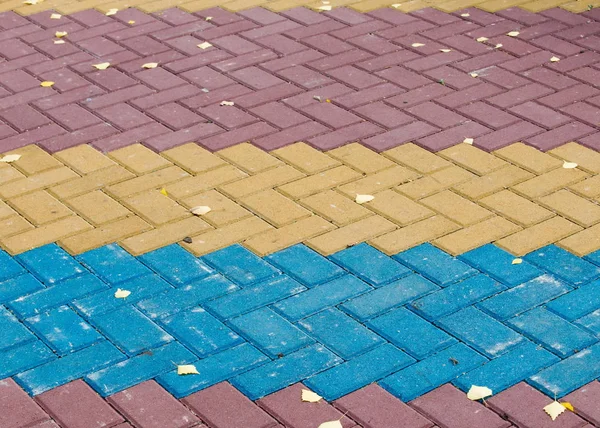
545 279 600 321
575 309 600 336
525 245 600 287
15 244 85 285
202 244 279 287
477 274 571 321
459 244 542 287
297 308 383 359
228 307 313 359
394 243 477 287
329 243 411 287
340 274 438 322
265 244 345 288
77 244 151 285
0 274 44 305
367 307 456 360
138 244 213 286
0 249 25 282
0 306 35 351
0 340 55 379
304 343 415 401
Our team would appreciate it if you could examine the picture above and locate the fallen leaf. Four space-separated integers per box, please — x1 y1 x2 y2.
440 48 452 53
507 31 520 37
313 95 322 102
114 288 131 298
319 422 342 428
220 100 234 106
355 194 375 204
544 401 566 421
325 99 331 103
23 0 40 5
93 62 110 70
160 188 168 196
50 13 61 19
105 8 118 15
467 385 492 401
0 154 21 163
476 36 488 42
197 41 212 49
563 161 578 169
318 4 332 10
470 73 478 78
461 13 470 16
411 42 425 47
562 402 574 412
128 20 135 24
55 31 67 38
142 62 158 69
495 43 503 48
550 56 560 62
391 3 401 7
191 206 211 215
301 389 322 403
177 364 199 375
40 81 54 87
205 16 213 21
54 40 65 44
512 258 523 265
463 137 474 144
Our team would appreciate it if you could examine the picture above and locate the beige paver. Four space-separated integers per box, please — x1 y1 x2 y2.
109 143 172 175
479 190 555 227
122 190 190 226
511 167 589 199
105 166 189 199
439 143 507 175
9 190 73 226
570 175 600 199
420 190 494 226
0 200 16 220
453 164 534 200
396 165 475 200
383 143 452 174
277 165 359 200
65 191 131 226
2 145 63 176
494 142 563 175
539 189 600 227
54 145 115 175
366 189 434 226
180 190 252 227
559 223 600 256
0 215 33 240
299 190 372 226
0 167 79 199
165 165 247 200
221 165 305 199
218 142 282 174
549 142 600 174
337 166 420 198
240 189 311 227
328 143 396 174
161 143 228 175
0 164 25 185
49 165 134 200
271 142 340 174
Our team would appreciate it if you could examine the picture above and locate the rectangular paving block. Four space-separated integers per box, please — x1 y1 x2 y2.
367 307 456 360
0 273 44 304
272 274 371 322
394 243 477 287
228 307 313 359
0 248 25 282
0 340 55 379
0 306 35 351
328 243 412 287
305 343 415 401
15 243 85 285
76 244 152 285
0 377 51 428
231 343 342 400
575 309 600 336
524 245 600 287
137 243 214 286
546 279 600 321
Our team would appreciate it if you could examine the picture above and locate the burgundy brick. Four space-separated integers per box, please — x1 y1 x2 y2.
367 8 419 25
582 132 600 151
435 82 504 108
329 19 391 40
199 122 275 151
521 67 578 90
108 381 198 428
0 87 57 110
134 68 187 91
254 34 308 55
563 381 600 426
526 121 595 150
277 65 333 89
423 66 480 90
113 8 160 26
69 50 140 74
116 51 185 74
180 66 235 90
284 20 346 40
518 20 568 40
405 50 468 72
575 35 600 52
0 104 50 131
31 420 60 428
0 124 18 140
239 8 287 25
323 7 372 25
67 22 128 44
539 84 599 108
453 51 514 73
0 23 39 42
152 8 200 26
420 20 480 40
540 8 589 26
568 67 600 88
46 104 102 131
334 83 404 109
0 123 68 151
250 101 310 128
530 35 583 57
212 34 262 55
394 36 448 56
0 378 49 428
281 7 331 25
347 34 399 55
386 83 453 108
497 7 549 25
0 11 31 29
25 52 92 75
131 84 203 110
376 20 435 40
302 34 354 55
458 102 521 130
0 69 41 92
35 380 124 428
39 69 91 92
241 20 302 40
0 53 48 77
181 83 253 109
510 101 572 128
550 51 600 73
439 34 491 56
489 35 541 56
145 122 224 151
0 38 39 59
479 66 532 90
411 8 461 25
363 121 438 151
34 85 105 111
301 102 362 129
97 103 153 130
464 20 522 39
194 8 244 26
416 121 491 151
473 121 544 151
327 65 384 89
83 84 155 110
28 12 75 29
377 66 432 89
561 101 600 126
163 50 232 74
75 36 125 57
282 82 354 109
410 384 511 428
232 83 303 108
453 8 505 26
556 22 600 41
253 121 328 150
230 66 286 90
307 49 374 72
148 102 205 130
164 35 209 55
33 39 81 60
91 122 170 152
487 83 554 109
155 22 215 42
260 49 325 72
406 101 468 128
354 102 414 129
199 104 258 129
107 21 170 41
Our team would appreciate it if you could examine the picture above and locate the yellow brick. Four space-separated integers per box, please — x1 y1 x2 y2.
277 166 360 200
570 175 600 199
109 143 172 175
180 190 252 228
433 216 521 255
520 0 570 11
161 143 227 175
2 216 92 255
494 142 562 175
183 216 273 256
383 143 451 174
539 189 600 227
337 166 420 198
299 190 372 226
222 165 305 199
179 0 225 12
549 142 600 174
165 165 247 200
453 165 534 200
559 224 600 256
0 167 79 199
511 167 589 199
396 165 475 200
54 145 115 175
0 215 33 240
9 190 73 226
271 142 340 175
420 190 494 226
0 200 16 220
240 189 311 227
120 217 212 255
244 216 335 256
306 215 396 255
106 166 189 199
479 190 554 227
0 164 25 185
2 145 63 175
49 165 135 200
367 189 434 226
496 216 582 256
477 0 528 11
123 191 190 226
138 0 188 12
59 216 151 255
65 191 130 226
218 142 282 174
439 144 507 175
328 143 395 174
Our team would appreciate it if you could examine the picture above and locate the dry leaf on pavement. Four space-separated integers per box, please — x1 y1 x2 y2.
301 389 322 403
318 421 343 428
476 37 488 42
40 81 54 87
54 40 65 44
512 258 523 265
142 62 158 69
177 365 199 375
467 385 492 401
55 31 67 38
544 401 566 421
0 154 21 163
197 42 212 49
50 13 61 19
355 194 374 204
562 402 574 412
93 62 110 70
507 31 519 37
106 8 118 15
191 206 211 215
550 56 560 62
412 43 425 47
220 100 235 106
463 138 474 144
114 288 131 298
563 161 578 169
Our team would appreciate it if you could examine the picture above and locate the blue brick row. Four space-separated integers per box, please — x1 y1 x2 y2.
138 244 213 286
77 244 152 285
202 244 279 287
16 244 86 285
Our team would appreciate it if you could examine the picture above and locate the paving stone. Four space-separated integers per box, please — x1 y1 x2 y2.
202 244 279 287
525 245 600 286
563 381 600 427
138 244 213 286
15 243 85 285
76 243 151 285
0 378 50 428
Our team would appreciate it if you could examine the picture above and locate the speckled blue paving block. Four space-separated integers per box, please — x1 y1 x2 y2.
528 343 600 398
0 249 25 282
76 244 151 285
305 343 414 401
157 343 269 398
328 243 411 287
73 274 173 318
206 275 306 321
575 309 600 336
477 275 571 321
438 306 525 358
7 273 108 319
0 306 35 350
272 275 370 322
15 341 125 396
202 244 279 287
25 306 102 356
340 274 438 322
228 307 313 359
85 341 194 397
367 307 456 360
453 341 559 394
394 243 477 287
231 344 342 400
0 340 55 379
15 244 85 285
459 244 542 287
546 279 600 321
91 306 172 356
297 308 383 359
0 274 44 304
160 307 243 358
380 343 487 402
136 274 236 320
265 244 345 288
410 274 505 321
525 245 600 287
138 244 213 286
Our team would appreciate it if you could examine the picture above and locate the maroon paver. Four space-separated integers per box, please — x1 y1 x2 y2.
563 381 600 426
0 378 50 428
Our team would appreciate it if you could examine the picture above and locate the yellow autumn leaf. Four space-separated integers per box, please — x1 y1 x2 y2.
507 31 519 37
40 81 55 87
128 20 135 24
562 402 574 412
54 40 65 44
467 385 492 401
391 3 401 7
220 100 234 106
50 13 61 19
319 421 343 428
55 31 67 38
463 138 474 144
0 154 21 163
411 43 425 47
563 161 578 169
114 288 131 298
142 62 158 69
93 62 110 70
23 0 40 5
301 389 322 403
355 194 374 204
105 8 118 15
461 13 470 17
495 43 503 48
318 4 332 10
177 364 199 375
160 188 168 196
197 42 212 49
476 37 488 42
470 73 478 78
544 401 566 421
191 206 211 215
440 48 452 53
550 56 560 62
205 16 213 21
512 258 523 265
